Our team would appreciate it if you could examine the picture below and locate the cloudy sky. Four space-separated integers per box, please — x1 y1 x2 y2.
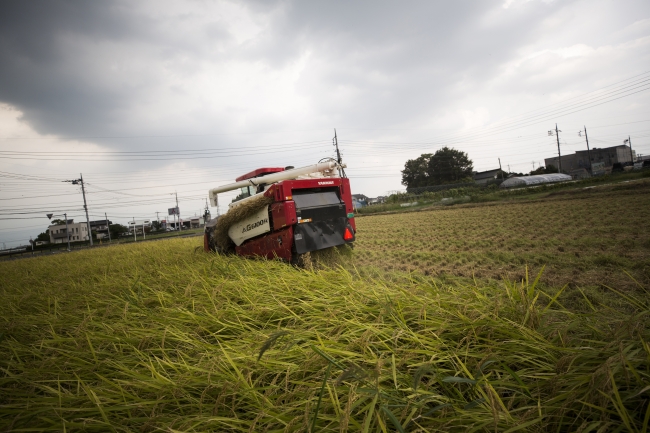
1 0 649 247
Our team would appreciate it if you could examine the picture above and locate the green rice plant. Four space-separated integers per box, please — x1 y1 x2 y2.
1 238 648 431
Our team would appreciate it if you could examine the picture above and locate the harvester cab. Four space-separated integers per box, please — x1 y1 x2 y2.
204 160 356 265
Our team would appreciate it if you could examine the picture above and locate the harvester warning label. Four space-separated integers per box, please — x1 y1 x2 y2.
228 206 271 246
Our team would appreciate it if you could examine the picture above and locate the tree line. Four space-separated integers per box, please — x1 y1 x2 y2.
401 147 558 190
401 147 474 189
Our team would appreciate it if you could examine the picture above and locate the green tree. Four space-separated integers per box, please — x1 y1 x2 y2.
35 231 49 242
401 148 473 189
109 224 128 239
427 147 473 185
530 166 546 175
529 164 558 175
401 153 432 188
50 219 66 225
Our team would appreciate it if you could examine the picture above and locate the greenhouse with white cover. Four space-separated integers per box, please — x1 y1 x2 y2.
499 173 572 188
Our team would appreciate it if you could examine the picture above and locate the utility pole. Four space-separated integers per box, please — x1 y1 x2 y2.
64 174 93 246
333 129 343 177
623 136 635 164
549 125 563 172
133 217 137 242
628 136 634 163
498 158 504 180
555 124 562 173
203 199 211 224
579 126 592 172
105 212 111 242
64 213 70 251
174 192 181 231
155 211 160 230
80 174 92 246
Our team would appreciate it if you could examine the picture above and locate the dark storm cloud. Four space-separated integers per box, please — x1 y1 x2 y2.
0 0 646 154
0 0 233 140
0 2 148 135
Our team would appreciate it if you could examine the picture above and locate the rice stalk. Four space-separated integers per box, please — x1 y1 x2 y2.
0 237 648 432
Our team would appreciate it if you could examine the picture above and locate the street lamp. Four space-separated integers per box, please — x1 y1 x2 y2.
46 213 71 252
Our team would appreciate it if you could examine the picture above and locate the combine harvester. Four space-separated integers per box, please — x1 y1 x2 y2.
204 158 356 267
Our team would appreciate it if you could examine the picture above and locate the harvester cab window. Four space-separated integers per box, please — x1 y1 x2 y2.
232 186 256 203
240 186 255 197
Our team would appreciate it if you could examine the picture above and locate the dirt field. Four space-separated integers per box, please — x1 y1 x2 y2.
353 179 650 292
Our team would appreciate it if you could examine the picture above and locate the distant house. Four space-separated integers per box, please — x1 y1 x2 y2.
161 218 191 230
89 219 112 239
473 169 501 185
367 196 387 205
545 144 635 172
352 194 368 209
189 216 205 228
48 219 90 244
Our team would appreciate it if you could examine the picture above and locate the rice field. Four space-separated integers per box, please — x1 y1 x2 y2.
1 181 649 432
354 179 650 292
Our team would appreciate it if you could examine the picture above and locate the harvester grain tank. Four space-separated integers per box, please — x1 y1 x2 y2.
205 160 356 265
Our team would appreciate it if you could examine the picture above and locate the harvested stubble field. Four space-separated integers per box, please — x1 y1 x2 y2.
354 179 650 292
1 181 649 432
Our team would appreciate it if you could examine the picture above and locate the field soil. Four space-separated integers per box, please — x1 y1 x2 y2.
354 178 650 292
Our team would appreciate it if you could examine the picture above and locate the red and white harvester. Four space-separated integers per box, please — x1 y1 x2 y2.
204 159 356 265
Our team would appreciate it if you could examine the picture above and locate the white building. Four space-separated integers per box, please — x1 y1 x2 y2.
48 220 90 244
